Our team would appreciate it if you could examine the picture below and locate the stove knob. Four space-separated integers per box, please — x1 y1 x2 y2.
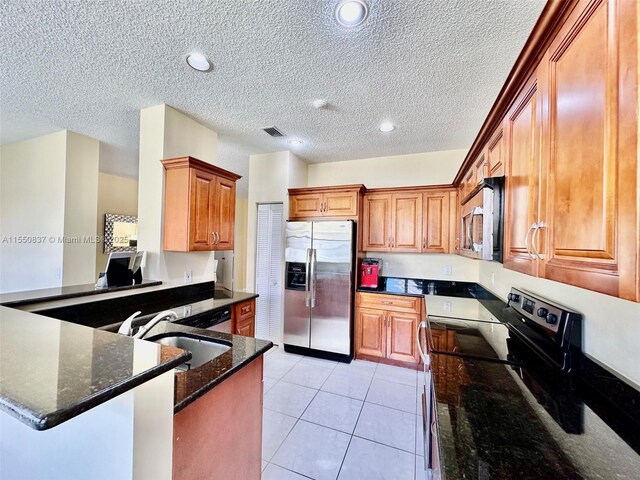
546 313 558 325
508 293 520 302
537 307 549 318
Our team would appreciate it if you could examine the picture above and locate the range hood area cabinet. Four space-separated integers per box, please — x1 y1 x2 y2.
162 157 241 252
362 187 457 254
455 0 639 301
288 184 365 220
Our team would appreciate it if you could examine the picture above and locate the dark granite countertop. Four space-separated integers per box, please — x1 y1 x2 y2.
98 289 259 333
357 277 479 299
0 306 190 431
0 279 162 307
142 322 272 413
364 276 640 478
431 352 640 479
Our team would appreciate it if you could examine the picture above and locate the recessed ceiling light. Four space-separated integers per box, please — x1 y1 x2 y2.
186 53 213 72
288 139 304 146
379 122 395 133
335 0 369 28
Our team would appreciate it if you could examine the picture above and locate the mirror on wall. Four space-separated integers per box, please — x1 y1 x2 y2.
103 214 138 254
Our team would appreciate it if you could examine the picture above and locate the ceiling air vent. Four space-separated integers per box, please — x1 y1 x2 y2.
262 126 285 138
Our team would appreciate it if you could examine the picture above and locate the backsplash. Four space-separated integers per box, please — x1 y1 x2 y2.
364 253 478 282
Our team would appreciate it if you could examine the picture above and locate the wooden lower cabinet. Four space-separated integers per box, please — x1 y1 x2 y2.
355 307 387 358
355 293 423 367
233 299 256 337
173 356 263 480
387 311 421 363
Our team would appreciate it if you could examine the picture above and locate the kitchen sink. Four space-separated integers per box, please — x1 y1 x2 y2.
148 334 231 371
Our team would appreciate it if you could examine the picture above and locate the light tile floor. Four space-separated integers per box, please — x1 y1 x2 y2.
262 345 424 480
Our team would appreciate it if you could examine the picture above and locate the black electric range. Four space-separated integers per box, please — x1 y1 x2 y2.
425 288 640 480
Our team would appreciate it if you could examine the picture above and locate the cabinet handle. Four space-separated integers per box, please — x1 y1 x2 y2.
381 300 392 305
524 223 537 259
423 237 426 249
214 232 220 245
532 221 545 259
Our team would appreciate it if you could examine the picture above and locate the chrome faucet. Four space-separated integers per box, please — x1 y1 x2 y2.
117 310 179 340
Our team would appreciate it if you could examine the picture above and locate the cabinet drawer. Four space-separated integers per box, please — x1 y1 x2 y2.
235 299 255 320
358 292 421 313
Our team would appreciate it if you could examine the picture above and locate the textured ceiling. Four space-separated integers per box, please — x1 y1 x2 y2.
1 0 545 178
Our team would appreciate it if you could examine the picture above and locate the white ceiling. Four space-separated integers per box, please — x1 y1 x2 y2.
0 0 545 179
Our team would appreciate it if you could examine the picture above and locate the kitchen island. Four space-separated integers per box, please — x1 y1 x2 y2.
0 282 272 480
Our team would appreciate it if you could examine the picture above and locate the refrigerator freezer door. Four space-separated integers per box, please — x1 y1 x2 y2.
310 271 352 355
284 288 311 348
285 222 312 263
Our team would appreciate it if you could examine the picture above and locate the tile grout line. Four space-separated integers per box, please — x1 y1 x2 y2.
335 360 379 479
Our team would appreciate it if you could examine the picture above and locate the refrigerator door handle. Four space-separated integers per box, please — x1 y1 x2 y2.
310 248 317 308
304 248 311 307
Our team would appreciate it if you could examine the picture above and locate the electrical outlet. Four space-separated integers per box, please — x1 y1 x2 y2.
183 305 192 317
443 301 452 312
184 270 192 284
383 262 389 270
443 265 452 275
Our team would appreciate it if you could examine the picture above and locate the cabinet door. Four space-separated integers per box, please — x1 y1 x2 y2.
189 169 216 250
504 72 541 276
487 126 505 178
290 193 323 218
362 194 392 251
355 307 386 358
540 0 637 300
323 191 358 217
387 311 419 364
391 193 422 252
235 317 255 337
474 153 488 185
212 176 236 250
422 192 450 253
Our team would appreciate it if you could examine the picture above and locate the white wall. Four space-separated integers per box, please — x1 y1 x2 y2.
0 131 99 293
307 149 467 188
138 104 250 287
245 151 307 292
0 132 66 292
62 131 99 286
95 172 139 277
478 261 640 388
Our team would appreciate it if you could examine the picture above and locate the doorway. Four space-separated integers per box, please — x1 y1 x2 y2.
255 203 283 343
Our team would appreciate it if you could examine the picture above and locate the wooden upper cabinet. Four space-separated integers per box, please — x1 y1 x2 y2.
391 193 422 252
364 188 455 253
487 126 505 178
363 193 392 251
537 0 638 300
162 157 241 252
290 192 324 218
503 71 541 277
474 153 488 185
422 192 451 253
288 185 363 220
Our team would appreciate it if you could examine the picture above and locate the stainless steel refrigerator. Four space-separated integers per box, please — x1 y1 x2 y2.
284 220 355 361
